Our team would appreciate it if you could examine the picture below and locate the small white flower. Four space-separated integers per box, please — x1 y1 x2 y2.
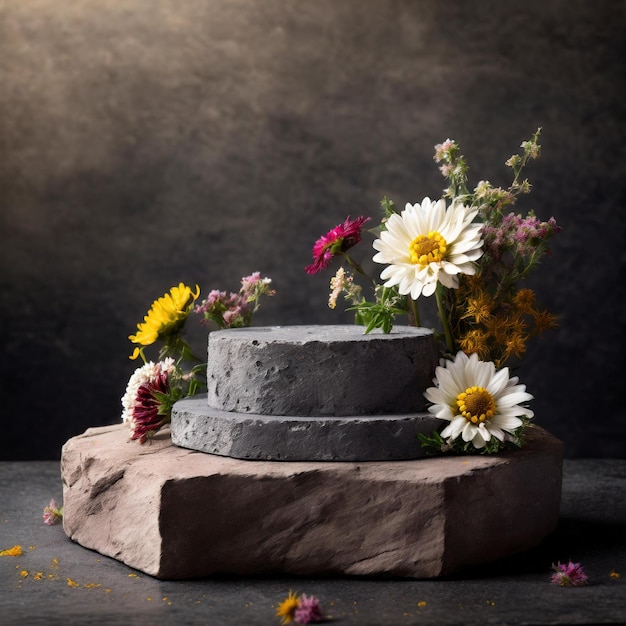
372 197 483 299
424 351 533 450
328 267 347 309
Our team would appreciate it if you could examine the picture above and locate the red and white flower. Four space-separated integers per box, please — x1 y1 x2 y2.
121 358 177 443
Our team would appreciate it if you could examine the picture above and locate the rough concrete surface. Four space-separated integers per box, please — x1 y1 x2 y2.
206 325 437 416
171 394 441 461
61 424 563 580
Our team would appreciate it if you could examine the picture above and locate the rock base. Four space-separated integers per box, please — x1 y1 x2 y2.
61 424 563 580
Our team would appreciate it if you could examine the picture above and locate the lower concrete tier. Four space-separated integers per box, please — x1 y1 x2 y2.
171 394 441 461
61 424 563 580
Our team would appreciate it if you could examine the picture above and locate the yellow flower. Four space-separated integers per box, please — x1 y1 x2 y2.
276 590 300 625
512 288 536 313
458 329 491 359
532 309 558 334
129 283 200 359
462 294 493 324
502 331 528 363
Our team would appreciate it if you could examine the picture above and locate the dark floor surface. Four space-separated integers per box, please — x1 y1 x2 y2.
1 459 624 625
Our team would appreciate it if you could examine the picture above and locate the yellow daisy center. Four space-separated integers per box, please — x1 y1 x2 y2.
409 231 447 266
456 386 496 424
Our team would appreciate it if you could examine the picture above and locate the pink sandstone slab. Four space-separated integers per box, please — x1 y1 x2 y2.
61 424 563 580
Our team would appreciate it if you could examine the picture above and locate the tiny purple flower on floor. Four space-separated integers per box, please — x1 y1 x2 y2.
551 561 588 586
294 594 324 624
43 499 63 525
276 591 326 625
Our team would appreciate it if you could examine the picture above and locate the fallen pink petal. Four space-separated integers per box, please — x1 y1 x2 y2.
551 561 589 587
294 594 324 624
43 499 64 526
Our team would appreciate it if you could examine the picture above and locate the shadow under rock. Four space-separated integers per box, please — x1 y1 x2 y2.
443 514 626 581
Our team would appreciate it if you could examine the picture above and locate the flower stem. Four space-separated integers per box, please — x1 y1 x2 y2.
435 284 454 355
410 297 421 327
344 254 376 288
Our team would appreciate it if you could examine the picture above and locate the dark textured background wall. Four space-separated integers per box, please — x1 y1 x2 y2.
1 0 624 460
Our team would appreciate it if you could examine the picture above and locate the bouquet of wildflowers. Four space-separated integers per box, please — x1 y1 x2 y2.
122 274 274 443
305 129 560 454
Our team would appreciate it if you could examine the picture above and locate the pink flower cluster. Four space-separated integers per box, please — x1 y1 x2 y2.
196 289 251 328
482 212 560 261
195 272 274 329
294 594 324 624
551 561 589 587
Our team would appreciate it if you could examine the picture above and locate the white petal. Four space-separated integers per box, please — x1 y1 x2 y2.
477 423 492 442
487 425 505 441
497 391 534 407
486 367 510 396
462 422 477 442
472 433 486 449
490 414 523 431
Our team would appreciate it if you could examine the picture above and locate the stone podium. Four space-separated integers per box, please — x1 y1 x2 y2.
171 325 441 461
61 325 563 579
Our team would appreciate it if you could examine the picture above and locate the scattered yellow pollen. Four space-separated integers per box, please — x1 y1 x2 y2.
20 570 28 578
105 588 111 593
610 570 620 579
417 601 427 607
84 583 102 589
128 572 139 578
66 578 80 588
409 231 447 266
28 545 36 551
51 558 59 568
146 597 152 602
1 545 24 557
162 597 168 602
33 572 43 580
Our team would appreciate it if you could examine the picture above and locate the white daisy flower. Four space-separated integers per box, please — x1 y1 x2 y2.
372 197 484 299
423 351 533 450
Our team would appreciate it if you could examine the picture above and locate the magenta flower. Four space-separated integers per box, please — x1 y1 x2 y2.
551 561 589 587
294 594 324 624
305 216 370 275
42 499 63 525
